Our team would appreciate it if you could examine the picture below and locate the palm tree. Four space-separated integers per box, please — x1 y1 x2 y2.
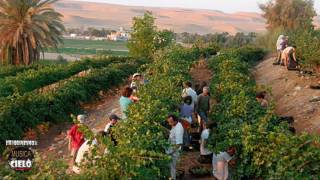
0 0 65 65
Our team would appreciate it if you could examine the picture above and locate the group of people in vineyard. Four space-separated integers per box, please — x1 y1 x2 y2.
66 73 146 174
174 81 237 180
66 72 237 180
273 34 299 70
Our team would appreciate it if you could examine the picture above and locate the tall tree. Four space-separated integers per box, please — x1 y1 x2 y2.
154 29 175 50
127 11 156 59
260 0 316 31
0 0 65 65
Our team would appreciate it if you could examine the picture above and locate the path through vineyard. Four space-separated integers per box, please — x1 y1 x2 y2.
253 56 320 134
177 59 214 180
37 58 215 179
37 86 123 164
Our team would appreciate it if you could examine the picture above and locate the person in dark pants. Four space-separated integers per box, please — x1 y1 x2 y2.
196 86 210 131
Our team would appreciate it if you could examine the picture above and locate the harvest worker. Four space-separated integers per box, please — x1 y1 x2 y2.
282 46 298 70
182 81 198 106
72 131 106 174
196 86 210 130
180 96 194 147
119 86 133 119
199 122 217 164
130 73 144 92
68 115 86 162
166 114 184 180
256 91 268 108
273 35 286 65
104 114 121 146
212 147 237 180
180 96 194 125
195 81 208 95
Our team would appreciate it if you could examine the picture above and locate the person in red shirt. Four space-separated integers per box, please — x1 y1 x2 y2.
68 115 86 161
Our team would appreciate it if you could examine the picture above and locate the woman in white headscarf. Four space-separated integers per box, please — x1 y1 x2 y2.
274 35 285 65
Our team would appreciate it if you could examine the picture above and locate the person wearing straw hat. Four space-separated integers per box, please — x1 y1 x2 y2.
130 73 144 92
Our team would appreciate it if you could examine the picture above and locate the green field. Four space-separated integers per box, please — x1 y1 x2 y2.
62 39 128 50
45 39 129 56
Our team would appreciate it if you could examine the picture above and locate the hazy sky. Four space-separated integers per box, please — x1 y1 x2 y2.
78 0 320 13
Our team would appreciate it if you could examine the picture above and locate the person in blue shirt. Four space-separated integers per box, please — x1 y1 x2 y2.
119 86 133 119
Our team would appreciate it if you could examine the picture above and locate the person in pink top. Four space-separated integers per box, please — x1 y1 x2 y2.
68 115 86 161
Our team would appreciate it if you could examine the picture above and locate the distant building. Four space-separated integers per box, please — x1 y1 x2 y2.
70 34 77 38
107 27 130 41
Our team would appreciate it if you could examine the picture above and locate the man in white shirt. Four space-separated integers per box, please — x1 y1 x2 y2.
182 81 198 106
212 147 236 180
199 122 216 163
166 114 184 180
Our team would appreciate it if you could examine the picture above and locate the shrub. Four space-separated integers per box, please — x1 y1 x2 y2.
0 56 136 97
208 47 320 179
0 59 144 152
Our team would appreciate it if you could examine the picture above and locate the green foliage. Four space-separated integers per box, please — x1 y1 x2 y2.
260 0 316 31
128 11 157 59
288 29 320 68
0 0 65 65
56 39 128 50
154 30 175 50
0 58 145 153
46 47 129 56
208 47 320 179
74 46 205 179
0 64 42 79
0 56 134 98
255 28 284 51
177 32 257 48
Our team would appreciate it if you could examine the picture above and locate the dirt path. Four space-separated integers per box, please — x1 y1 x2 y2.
177 59 214 180
253 56 320 134
37 86 123 161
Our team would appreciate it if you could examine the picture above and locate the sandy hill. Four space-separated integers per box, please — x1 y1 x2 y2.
54 1 266 34
54 1 320 34
254 57 320 135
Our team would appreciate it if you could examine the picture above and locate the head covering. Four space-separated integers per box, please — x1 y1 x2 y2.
276 35 285 50
278 35 284 40
133 73 141 78
77 114 86 124
109 114 120 121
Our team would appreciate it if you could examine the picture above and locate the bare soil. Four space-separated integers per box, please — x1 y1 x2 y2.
253 56 320 134
177 59 215 180
37 86 123 162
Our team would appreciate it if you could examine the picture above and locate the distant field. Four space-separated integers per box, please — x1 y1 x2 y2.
45 39 129 57
62 39 128 50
